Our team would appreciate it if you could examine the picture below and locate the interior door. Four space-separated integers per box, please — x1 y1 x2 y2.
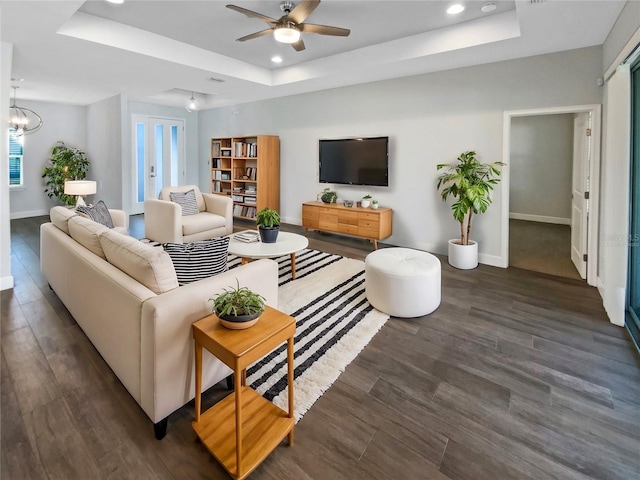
131 116 185 214
571 112 591 279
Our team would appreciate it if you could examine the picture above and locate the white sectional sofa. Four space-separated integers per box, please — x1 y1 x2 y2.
40 206 278 439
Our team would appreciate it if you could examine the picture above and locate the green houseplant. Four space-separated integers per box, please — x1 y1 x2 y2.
256 207 281 243
436 151 504 269
42 142 90 206
361 194 372 208
210 279 266 329
319 188 337 204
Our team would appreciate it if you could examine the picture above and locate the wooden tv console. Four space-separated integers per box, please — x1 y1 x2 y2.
302 201 392 249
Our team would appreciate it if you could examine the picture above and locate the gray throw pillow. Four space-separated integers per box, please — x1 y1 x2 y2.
162 237 230 285
76 200 114 228
170 189 199 216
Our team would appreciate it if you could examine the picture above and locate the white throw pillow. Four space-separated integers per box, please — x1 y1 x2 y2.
99 230 179 294
68 216 109 259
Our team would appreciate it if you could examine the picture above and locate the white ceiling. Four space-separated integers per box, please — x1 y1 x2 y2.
1 0 626 110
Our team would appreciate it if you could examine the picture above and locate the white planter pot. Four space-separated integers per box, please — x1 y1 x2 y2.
448 239 478 270
361 200 370 208
370 202 379 209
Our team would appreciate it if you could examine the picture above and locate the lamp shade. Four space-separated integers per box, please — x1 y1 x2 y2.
64 180 97 196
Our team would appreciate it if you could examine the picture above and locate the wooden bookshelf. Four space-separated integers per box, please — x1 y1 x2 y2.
211 136 280 220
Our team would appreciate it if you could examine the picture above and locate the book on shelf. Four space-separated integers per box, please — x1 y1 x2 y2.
233 141 258 158
233 205 257 218
211 141 221 157
244 196 256 204
232 194 244 202
212 181 221 193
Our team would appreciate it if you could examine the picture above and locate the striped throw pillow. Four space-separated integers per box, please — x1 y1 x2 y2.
76 200 114 228
162 237 230 285
169 189 199 216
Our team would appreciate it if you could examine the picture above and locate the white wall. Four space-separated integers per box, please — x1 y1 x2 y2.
509 114 573 223
86 95 123 209
9 101 86 218
1 40 14 290
602 0 640 73
199 47 603 265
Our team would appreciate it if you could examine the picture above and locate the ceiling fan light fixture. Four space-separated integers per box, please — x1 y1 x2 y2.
274 24 301 44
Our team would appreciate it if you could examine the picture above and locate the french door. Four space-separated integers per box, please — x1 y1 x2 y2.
131 115 185 214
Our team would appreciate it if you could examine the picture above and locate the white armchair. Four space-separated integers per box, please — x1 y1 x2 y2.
144 185 233 244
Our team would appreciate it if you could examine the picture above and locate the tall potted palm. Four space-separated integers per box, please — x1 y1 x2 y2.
436 151 504 269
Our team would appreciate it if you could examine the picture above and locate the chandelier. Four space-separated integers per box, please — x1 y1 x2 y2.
9 86 43 137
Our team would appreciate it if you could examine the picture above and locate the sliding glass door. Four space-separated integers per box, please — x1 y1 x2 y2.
627 56 640 350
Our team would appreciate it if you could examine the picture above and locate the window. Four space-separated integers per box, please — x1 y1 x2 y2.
9 129 23 187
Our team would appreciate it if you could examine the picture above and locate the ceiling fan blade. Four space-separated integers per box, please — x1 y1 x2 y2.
236 28 274 42
287 0 320 25
300 23 350 37
292 39 306 52
226 5 278 25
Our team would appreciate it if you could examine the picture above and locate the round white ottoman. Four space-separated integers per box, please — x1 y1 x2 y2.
365 247 441 317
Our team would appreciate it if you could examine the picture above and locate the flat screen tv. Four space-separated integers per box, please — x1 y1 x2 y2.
319 136 389 187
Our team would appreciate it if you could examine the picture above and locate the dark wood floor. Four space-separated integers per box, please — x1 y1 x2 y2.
3 215 640 480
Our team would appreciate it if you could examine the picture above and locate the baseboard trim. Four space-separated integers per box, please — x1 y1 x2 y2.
509 213 570 225
1 275 14 291
10 209 49 220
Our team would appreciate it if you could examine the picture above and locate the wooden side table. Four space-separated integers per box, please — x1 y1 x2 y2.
192 306 295 480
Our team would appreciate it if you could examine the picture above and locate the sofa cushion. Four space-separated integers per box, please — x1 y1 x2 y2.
76 200 115 228
170 189 199 216
68 216 109 259
50 206 77 235
99 230 179 295
162 237 230 285
181 212 227 237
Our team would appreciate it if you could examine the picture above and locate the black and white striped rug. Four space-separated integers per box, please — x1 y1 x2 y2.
229 249 389 422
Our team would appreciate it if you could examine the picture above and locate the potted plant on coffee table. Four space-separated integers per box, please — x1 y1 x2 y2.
256 207 280 243
436 150 504 269
210 279 266 329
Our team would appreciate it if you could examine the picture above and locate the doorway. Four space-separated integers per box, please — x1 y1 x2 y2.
501 105 601 286
131 115 185 215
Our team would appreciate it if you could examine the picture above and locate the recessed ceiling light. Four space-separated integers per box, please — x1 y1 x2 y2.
447 4 465 14
105 0 125 4
481 2 497 13
271 56 283 63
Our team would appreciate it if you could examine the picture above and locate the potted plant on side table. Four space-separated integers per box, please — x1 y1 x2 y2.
436 150 504 269
361 194 372 208
209 279 266 329
256 207 280 243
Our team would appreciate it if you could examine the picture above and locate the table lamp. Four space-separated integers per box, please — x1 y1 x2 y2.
64 180 97 207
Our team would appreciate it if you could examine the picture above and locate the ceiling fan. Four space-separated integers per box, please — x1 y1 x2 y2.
226 0 350 52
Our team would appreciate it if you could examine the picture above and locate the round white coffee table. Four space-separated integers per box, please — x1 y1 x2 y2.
228 231 309 279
